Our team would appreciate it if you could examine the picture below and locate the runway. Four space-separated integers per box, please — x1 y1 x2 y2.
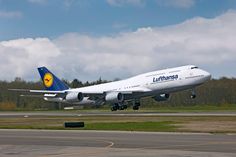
0 111 236 118
0 129 235 157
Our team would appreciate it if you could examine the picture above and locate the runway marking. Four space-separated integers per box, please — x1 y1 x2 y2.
40 140 114 157
99 140 114 148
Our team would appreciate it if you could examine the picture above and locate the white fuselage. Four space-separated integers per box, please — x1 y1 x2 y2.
44 65 211 105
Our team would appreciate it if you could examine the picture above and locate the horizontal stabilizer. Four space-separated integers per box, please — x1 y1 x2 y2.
9 89 66 94
20 94 44 98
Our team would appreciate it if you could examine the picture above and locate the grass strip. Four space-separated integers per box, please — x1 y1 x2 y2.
83 121 177 132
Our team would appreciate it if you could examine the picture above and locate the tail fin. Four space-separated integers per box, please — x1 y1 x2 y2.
37 67 69 91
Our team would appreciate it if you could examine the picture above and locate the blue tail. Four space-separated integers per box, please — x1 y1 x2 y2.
37 67 69 91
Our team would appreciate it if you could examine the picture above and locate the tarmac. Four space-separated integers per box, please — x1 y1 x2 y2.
0 111 236 117
0 129 235 157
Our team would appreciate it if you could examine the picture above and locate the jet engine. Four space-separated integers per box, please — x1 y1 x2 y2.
105 92 124 103
153 94 170 102
65 92 84 102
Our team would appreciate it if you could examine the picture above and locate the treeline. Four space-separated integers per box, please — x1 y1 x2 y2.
0 77 236 110
0 77 110 110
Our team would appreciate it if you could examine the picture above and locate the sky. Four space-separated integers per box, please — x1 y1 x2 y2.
0 0 236 81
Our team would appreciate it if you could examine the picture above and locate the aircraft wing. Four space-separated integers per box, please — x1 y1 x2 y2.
76 87 151 104
75 87 151 95
9 86 150 95
9 87 150 105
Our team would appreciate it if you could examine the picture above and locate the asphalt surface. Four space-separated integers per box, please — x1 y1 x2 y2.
0 111 236 117
0 129 235 157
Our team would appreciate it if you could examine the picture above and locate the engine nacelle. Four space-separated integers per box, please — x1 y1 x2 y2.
65 92 84 102
105 92 124 103
153 94 170 102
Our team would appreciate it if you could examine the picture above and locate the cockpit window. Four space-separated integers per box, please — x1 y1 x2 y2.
191 66 198 69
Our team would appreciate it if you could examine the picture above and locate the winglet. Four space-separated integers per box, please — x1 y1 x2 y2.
37 67 69 91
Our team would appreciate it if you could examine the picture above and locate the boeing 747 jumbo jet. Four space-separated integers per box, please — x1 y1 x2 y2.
11 65 211 111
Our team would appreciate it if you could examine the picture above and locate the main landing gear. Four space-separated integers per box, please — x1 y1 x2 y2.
110 99 141 111
111 103 128 111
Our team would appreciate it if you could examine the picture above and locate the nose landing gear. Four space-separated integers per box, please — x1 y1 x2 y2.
132 100 141 110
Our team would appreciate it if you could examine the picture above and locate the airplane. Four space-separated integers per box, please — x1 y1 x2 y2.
10 65 211 111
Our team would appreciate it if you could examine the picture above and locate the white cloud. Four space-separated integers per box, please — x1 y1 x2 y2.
0 10 236 81
0 11 22 19
156 0 195 9
0 38 60 80
107 0 145 7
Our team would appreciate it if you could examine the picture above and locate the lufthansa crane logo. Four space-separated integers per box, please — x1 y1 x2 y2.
43 73 53 87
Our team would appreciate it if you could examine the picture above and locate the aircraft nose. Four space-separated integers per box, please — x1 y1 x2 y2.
203 70 211 80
